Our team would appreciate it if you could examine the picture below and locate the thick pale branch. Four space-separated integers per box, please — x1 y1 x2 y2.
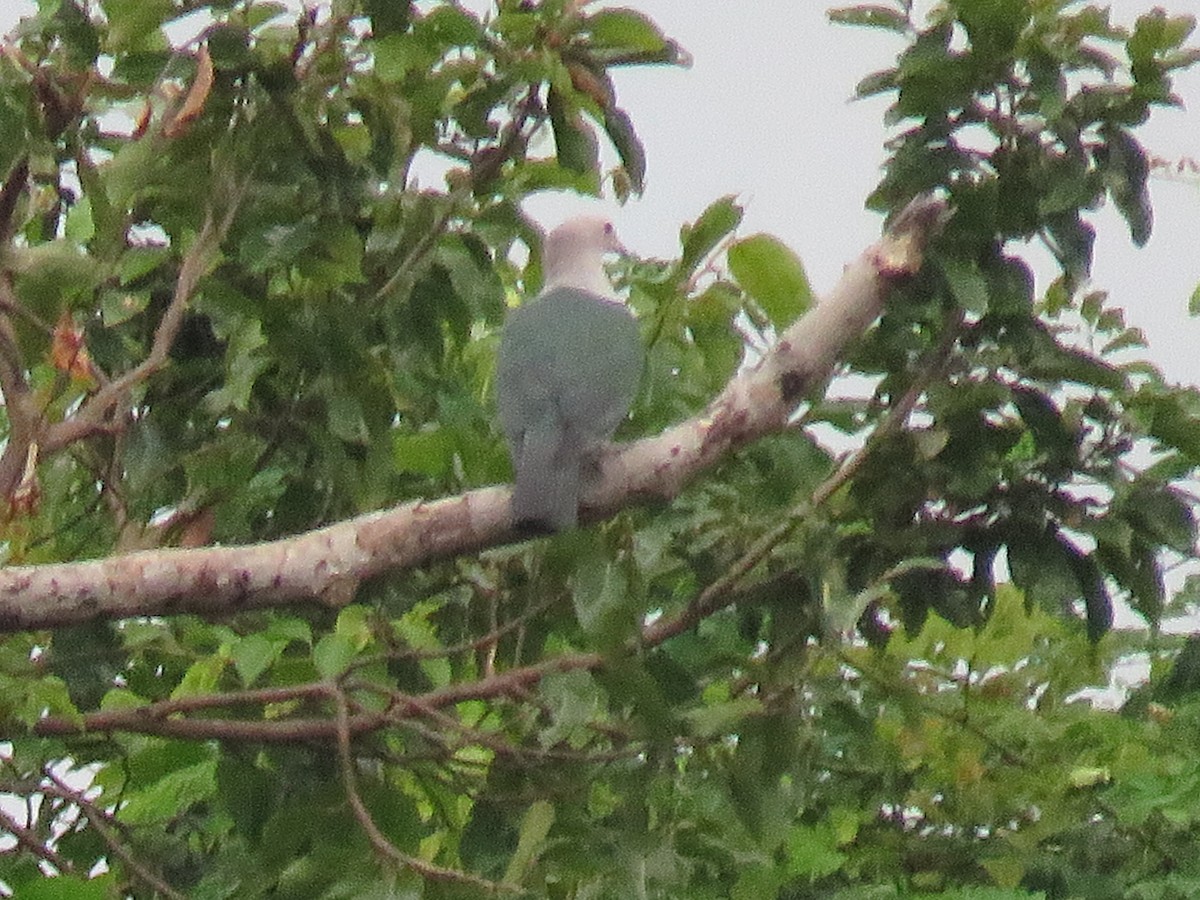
0 196 946 633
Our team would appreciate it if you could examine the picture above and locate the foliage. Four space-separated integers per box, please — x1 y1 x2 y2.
1 0 1199 897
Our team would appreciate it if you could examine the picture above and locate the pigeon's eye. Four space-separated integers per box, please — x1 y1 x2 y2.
603 222 614 235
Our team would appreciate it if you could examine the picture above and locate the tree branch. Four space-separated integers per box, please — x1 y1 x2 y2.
0 276 41 499
0 805 70 874
332 686 522 892
0 196 947 633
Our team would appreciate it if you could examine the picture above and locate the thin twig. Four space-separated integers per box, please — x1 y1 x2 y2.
331 686 522 893
44 178 247 453
834 648 1029 768
350 591 560 671
40 770 186 900
0 805 71 873
371 87 543 304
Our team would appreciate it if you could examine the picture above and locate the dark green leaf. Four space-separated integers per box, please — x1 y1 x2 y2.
603 106 646 195
854 67 899 98
547 86 600 178
1099 126 1152 246
941 256 989 314
364 0 412 38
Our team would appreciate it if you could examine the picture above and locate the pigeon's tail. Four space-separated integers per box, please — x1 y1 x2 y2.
512 422 580 534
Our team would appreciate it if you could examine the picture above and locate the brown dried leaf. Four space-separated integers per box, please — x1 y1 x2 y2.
50 310 96 383
566 60 614 108
132 96 154 138
9 442 40 518
164 44 214 138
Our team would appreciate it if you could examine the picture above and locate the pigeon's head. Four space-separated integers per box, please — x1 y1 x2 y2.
542 216 626 296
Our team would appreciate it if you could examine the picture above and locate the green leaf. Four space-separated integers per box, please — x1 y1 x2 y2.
941 256 989 315
679 195 743 277
829 6 909 32
54 0 101 67
373 34 437 82
100 0 172 52
684 696 762 738
492 11 538 44
1007 528 1083 614
244 220 319 273
336 604 373 645
15 874 116 900
104 135 163 210
1021 324 1126 390
231 633 277 687
118 244 170 284
1120 485 1196 555
786 822 846 878
297 222 365 286
364 0 412 38
548 86 600 178
313 631 358 679
728 233 813 327
854 66 899 98
1130 387 1200 461
569 541 638 645
325 382 370 444
416 5 482 48
1129 9 1196 60
603 106 646 195
956 0 1031 57
12 241 104 313
171 655 226 699
5 675 82 728
1075 553 1113 642
64 196 94 243
585 9 667 53
1099 126 1152 247
205 318 268 413
539 670 602 750
1096 540 1164 623
118 757 219 826
503 800 555 884
392 427 453 477
437 233 505 325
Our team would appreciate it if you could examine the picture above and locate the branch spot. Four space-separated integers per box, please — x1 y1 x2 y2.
779 369 808 404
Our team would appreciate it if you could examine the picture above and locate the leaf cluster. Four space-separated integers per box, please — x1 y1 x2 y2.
2 1 1200 898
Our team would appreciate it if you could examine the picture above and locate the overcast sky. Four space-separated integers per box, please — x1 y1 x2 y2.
1 2 1196 384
